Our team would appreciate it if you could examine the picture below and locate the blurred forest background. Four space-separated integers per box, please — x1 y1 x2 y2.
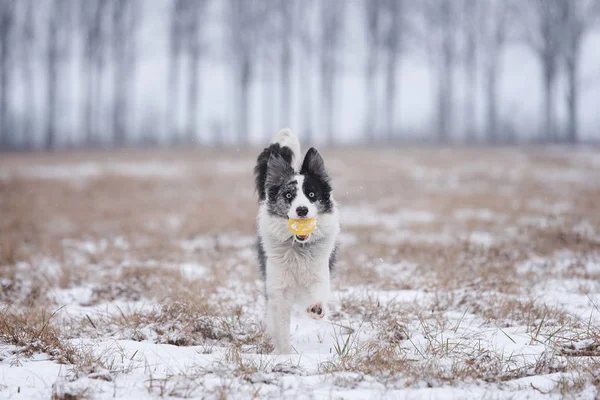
1 0 600 151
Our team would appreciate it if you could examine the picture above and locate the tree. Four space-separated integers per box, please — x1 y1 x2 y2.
167 0 185 144
320 0 346 145
558 0 600 144
45 0 76 150
363 0 382 143
186 0 210 145
112 0 138 146
520 1 563 142
0 0 15 149
81 0 110 146
227 0 271 145
480 0 510 144
462 0 479 143
278 0 294 127
46 0 72 150
296 0 316 144
382 0 404 142
424 0 459 143
19 0 36 149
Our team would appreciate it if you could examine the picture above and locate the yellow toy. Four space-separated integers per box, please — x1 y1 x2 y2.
288 218 316 236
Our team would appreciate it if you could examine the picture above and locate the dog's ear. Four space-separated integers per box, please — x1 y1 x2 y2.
266 152 294 188
300 148 330 183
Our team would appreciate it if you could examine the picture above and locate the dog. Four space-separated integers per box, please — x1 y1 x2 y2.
254 129 340 354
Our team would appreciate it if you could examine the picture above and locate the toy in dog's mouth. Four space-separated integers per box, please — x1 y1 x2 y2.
288 218 316 242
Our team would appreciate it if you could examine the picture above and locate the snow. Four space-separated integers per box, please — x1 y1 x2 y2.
179 263 208 280
453 208 504 222
340 205 436 228
180 233 256 252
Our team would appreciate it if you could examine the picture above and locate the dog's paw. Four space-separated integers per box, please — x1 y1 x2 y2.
306 303 325 319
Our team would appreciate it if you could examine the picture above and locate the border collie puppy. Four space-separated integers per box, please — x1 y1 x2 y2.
254 129 340 354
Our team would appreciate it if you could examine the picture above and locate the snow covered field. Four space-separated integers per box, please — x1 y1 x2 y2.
1 147 599 399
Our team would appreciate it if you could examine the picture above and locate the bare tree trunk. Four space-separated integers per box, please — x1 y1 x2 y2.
563 18 581 145
84 58 94 145
237 56 251 146
113 0 127 146
464 55 476 143
0 35 7 148
543 63 557 142
530 1 562 144
46 6 59 150
262 57 273 139
84 0 108 147
0 1 15 149
186 0 207 145
463 0 477 143
280 3 292 126
188 37 200 144
437 65 448 143
436 0 455 144
127 5 138 145
320 1 345 145
559 0 595 145
167 11 181 144
565 57 577 143
364 0 380 143
385 51 397 143
321 59 334 144
280 42 291 126
95 49 106 146
485 58 498 144
112 0 138 147
437 49 454 143
20 0 35 149
326 79 334 144
300 46 313 144
364 50 377 143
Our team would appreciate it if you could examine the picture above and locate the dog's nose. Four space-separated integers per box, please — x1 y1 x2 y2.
296 206 308 217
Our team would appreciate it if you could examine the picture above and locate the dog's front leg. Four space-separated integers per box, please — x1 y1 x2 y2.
306 267 330 320
266 290 292 354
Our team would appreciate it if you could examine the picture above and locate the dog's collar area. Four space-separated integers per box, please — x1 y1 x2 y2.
290 234 311 245
295 234 309 242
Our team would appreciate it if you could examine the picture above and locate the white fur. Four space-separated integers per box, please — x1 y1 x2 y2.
259 129 340 354
258 204 339 354
274 128 302 172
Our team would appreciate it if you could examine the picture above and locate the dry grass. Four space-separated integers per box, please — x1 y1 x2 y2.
0 306 76 362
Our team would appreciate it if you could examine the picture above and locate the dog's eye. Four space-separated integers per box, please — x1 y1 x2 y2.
309 192 315 198
286 193 292 199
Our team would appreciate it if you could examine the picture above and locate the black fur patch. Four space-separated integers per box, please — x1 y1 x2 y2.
302 175 333 213
300 148 333 213
257 237 267 280
254 143 294 201
329 243 339 274
266 177 297 217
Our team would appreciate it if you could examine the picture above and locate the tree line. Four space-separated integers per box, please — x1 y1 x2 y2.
0 0 599 150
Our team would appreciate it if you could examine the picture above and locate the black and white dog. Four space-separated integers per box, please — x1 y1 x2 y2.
254 129 340 354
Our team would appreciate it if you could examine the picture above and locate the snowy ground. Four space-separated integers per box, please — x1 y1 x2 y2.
1 147 599 399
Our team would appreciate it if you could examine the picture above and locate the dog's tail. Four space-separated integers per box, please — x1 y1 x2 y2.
254 128 301 201
273 128 301 172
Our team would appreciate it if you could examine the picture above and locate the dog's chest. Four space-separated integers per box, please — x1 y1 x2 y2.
268 242 326 284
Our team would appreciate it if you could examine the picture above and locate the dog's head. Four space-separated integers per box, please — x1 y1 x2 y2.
265 148 333 243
